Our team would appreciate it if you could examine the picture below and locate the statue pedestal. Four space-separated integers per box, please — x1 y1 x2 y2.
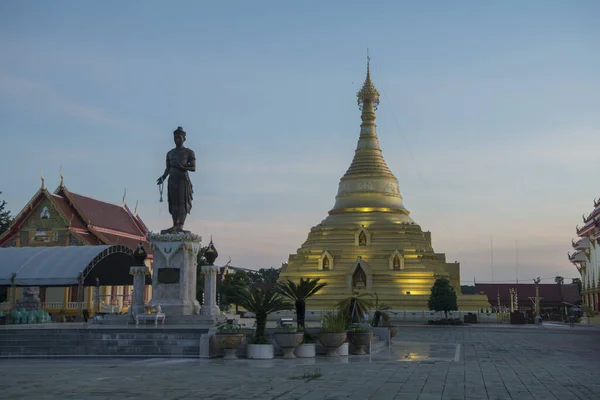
148 233 202 316
130 266 151 317
201 265 221 317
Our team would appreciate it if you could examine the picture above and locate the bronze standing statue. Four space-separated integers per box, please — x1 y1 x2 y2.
157 126 196 233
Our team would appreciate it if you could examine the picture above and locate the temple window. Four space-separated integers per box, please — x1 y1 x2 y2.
388 251 404 270
359 231 367 246
352 266 367 289
319 251 333 271
355 226 371 246
393 255 401 270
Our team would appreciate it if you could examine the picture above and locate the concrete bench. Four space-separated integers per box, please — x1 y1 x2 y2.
135 313 166 327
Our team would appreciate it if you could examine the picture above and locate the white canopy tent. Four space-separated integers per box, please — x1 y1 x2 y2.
0 245 138 287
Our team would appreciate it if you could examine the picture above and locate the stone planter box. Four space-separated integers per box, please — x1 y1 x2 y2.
274 332 304 359
247 344 274 359
317 332 347 357
347 331 373 355
215 333 245 360
294 343 316 358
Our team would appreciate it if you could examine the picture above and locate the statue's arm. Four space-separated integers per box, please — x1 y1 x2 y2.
176 150 196 172
163 154 171 178
157 154 171 185
186 150 196 172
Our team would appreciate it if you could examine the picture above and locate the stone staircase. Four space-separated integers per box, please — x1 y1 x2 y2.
0 325 208 358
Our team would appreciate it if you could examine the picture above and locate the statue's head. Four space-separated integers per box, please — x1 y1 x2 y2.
173 126 186 147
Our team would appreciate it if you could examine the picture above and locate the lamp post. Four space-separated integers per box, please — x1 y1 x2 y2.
533 277 541 321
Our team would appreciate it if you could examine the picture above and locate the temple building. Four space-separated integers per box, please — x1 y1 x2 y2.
569 198 600 313
279 60 490 311
0 175 151 315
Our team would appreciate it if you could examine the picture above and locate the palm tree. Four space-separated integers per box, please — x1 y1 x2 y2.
337 292 374 324
371 293 392 327
276 278 328 331
235 286 291 343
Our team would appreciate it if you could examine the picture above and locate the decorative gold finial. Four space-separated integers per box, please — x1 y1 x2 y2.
122 188 127 206
134 200 139 216
357 50 380 110
40 170 45 190
59 165 64 188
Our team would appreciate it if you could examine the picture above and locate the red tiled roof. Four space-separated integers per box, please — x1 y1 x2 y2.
475 283 581 305
97 232 150 253
49 194 87 230
62 190 147 237
1 185 151 253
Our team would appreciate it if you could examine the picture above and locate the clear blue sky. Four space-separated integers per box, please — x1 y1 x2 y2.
1 1 599 284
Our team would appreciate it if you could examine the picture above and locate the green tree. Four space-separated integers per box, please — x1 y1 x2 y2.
428 278 458 319
555 276 564 285
572 278 582 295
220 270 249 312
248 267 281 284
460 285 476 294
0 192 12 235
235 286 291 344
276 277 327 330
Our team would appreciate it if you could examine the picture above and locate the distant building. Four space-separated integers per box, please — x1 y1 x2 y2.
0 178 151 315
475 283 581 319
569 198 600 313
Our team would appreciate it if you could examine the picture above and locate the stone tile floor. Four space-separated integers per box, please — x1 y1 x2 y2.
2 323 599 400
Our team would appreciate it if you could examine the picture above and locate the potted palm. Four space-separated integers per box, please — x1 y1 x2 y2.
276 277 327 358
318 311 347 357
236 285 291 359
370 293 398 340
273 325 304 359
337 292 374 324
215 320 246 360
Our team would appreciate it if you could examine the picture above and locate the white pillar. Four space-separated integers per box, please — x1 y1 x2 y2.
130 266 150 316
201 265 220 316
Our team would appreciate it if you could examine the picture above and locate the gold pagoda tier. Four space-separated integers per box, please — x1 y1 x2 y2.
279 59 490 311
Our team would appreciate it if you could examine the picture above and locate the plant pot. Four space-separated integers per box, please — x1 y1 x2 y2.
215 333 245 360
347 331 373 355
247 344 274 359
294 343 316 358
336 342 349 356
317 332 347 357
274 332 304 359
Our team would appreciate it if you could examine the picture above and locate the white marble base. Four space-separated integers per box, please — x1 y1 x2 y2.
147 232 202 316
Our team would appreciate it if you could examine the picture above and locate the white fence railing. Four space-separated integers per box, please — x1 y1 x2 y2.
0 301 122 314
265 309 502 323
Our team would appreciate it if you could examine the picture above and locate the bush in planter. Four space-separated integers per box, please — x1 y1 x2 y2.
346 324 373 355
215 320 246 360
318 311 348 357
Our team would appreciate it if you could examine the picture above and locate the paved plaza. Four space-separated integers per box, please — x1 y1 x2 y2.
2 324 599 400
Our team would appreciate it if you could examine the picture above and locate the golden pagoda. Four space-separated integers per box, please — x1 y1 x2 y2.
279 58 490 311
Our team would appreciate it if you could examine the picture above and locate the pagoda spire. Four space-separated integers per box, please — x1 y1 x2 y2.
328 56 409 216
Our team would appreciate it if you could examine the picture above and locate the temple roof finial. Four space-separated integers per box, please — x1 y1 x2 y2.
122 188 127 206
59 165 64 188
40 170 45 190
134 200 139 216
357 50 380 110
